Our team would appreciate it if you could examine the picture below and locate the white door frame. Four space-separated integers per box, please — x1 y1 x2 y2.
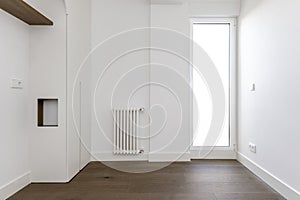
189 18 237 159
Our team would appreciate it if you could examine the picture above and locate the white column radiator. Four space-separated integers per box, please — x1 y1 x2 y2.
113 108 143 155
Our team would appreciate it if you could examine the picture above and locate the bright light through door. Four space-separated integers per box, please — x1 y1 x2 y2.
193 23 230 147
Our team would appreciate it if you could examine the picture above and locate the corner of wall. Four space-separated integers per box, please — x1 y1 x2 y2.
237 152 300 200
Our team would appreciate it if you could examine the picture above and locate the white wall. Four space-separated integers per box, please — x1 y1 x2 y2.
0 10 30 199
238 0 300 197
66 0 92 178
149 3 191 161
90 0 191 161
28 0 68 182
90 0 240 161
188 0 240 17
1 0 90 196
28 0 92 182
91 0 150 160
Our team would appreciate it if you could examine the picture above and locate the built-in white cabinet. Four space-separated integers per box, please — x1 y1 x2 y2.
28 0 91 182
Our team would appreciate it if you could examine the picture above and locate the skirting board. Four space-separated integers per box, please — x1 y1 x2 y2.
0 172 31 200
91 152 148 161
91 152 191 162
190 149 236 159
91 151 236 162
237 152 300 200
148 152 191 162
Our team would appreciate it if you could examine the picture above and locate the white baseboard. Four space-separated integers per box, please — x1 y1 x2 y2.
91 152 148 161
148 152 191 162
190 149 236 159
91 151 235 162
80 160 90 171
66 161 90 183
91 152 191 162
0 172 31 200
237 152 300 200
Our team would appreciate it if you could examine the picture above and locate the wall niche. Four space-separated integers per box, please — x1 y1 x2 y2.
37 99 58 127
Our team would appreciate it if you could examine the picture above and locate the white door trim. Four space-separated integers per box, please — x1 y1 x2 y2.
189 18 237 158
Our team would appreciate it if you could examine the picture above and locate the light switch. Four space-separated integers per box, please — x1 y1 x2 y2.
249 83 255 91
11 78 23 89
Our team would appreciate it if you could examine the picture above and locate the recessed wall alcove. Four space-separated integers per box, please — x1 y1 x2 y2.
37 99 58 127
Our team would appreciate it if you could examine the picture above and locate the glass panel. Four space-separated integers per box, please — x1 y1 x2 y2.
193 23 230 147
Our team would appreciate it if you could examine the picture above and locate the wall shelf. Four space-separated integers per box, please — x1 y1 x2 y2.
0 0 53 25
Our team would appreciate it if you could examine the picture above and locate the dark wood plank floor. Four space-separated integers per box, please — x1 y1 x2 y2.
9 160 285 200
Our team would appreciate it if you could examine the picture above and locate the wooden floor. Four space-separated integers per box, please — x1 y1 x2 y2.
9 160 285 200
